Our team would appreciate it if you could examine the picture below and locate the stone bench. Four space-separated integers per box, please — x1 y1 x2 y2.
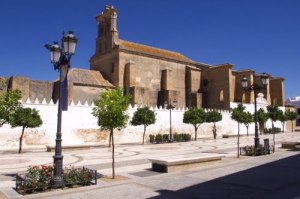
222 134 254 138
149 153 224 173
281 141 300 149
46 144 105 152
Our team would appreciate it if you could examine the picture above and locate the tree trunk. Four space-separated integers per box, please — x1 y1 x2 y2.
213 123 217 139
259 122 263 135
108 131 112 147
237 123 240 158
272 121 275 152
246 125 249 136
194 126 198 141
19 126 25 153
111 128 115 179
282 122 285 133
291 121 294 132
143 125 147 145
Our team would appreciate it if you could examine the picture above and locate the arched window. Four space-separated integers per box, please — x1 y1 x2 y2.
242 93 245 103
219 90 224 102
273 98 278 105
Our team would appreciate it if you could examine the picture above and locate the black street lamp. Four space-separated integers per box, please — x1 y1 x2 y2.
45 31 78 188
241 72 269 149
165 98 177 142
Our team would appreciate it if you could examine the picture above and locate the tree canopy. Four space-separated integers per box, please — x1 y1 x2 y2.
255 108 269 134
205 110 222 139
0 90 22 126
10 107 42 153
92 88 130 179
131 107 156 144
183 107 206 140
92 88 130 130
285 109 297 132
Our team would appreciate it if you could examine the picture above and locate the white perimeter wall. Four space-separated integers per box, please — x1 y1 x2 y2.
0 98 284 149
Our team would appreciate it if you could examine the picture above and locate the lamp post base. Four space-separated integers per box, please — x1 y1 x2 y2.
53 155 64 188
254 137 260 149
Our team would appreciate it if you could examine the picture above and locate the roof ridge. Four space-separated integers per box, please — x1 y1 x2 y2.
118 39 192 62
118 39 187 56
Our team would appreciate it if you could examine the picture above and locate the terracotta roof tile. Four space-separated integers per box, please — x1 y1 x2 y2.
118 40 193 62
67 68 114 88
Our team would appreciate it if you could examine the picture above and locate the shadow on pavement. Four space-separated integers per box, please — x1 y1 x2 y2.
151 154 300 199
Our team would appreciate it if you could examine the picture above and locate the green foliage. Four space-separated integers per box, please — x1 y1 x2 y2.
183 107 206 126
131 107 156 144
278 110 288 132
255 108 269 134
205 111 222 123
92 88 130 179
24 165 54 192
241 112 253 126
264 127 281 134
0 90 22 126
63 167 93 186
155 133 163 143
10 107 43 129
256 108 269 123
149 134 155 143
131 107 156 127
231 104 246 123
285 109 298 132
19 165 94 194
285 109 298 121
267 105 281 124
149 133 191 143
92 88 130 130
10 107 42 153
206 110 222 139
183 107 206 140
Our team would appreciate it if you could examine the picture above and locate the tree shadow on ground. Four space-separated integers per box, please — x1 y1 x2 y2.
150 154 300 199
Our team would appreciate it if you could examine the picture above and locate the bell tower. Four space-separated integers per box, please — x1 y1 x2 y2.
95 5 118 55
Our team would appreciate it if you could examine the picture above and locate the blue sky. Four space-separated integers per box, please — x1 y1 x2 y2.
0 0 299 98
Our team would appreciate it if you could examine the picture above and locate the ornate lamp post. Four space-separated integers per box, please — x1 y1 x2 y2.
241 72 269 149
45 31 78 188
165 98 177 142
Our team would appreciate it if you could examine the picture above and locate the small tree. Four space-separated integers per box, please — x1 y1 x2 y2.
231 104 246 158
278 110 288 133
92 88 130 179
255 108 269 135
205 110 222 139
0 90 22 127
183 107 205 141
10 107 42 153
267 105 281 151
241 112 253 136
131 107 156 144
285 109 297 132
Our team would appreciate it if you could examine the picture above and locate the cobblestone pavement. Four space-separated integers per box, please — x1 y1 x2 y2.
0 132 300 198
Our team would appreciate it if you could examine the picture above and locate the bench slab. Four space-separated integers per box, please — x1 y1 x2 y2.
149 153 224 173
281 141 300 149
46 144 104 152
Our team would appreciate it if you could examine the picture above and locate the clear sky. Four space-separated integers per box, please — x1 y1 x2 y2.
0 0 299 98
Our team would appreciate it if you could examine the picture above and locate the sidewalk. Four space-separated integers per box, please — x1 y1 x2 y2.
1 132 300 199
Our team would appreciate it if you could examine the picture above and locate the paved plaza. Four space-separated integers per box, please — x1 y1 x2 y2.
0 132 300 199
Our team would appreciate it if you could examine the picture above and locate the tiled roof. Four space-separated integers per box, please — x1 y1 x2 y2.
118 39 193 63
67 68 114 88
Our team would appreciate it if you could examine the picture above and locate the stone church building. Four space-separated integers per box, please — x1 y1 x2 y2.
1 6 285 109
